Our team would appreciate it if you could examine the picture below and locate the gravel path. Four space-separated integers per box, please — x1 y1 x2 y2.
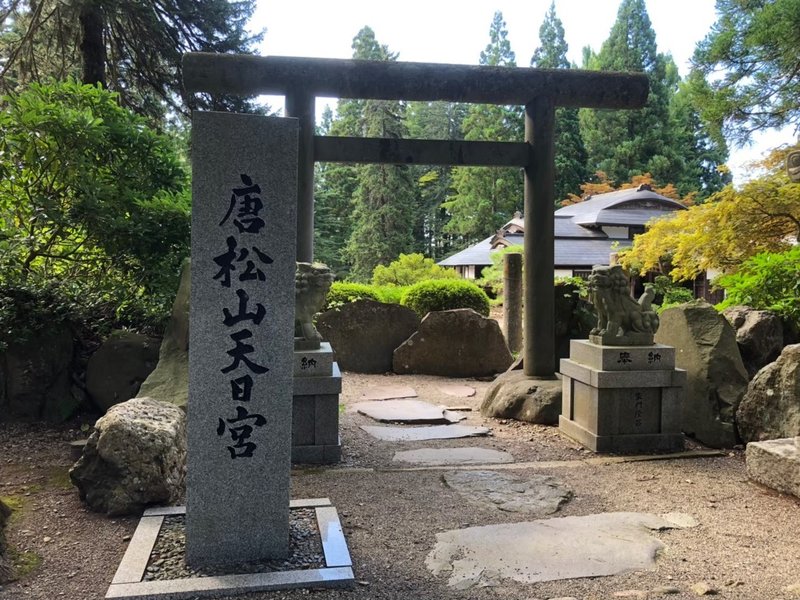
1 371 799 600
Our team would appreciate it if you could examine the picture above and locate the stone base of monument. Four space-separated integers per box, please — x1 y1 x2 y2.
558 340 686 453
292 342 341 464
105 499 353 599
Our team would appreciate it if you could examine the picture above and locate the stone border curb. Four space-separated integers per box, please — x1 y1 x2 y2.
106 498 354 599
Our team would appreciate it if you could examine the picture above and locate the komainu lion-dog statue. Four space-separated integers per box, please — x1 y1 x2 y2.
587 265 659 346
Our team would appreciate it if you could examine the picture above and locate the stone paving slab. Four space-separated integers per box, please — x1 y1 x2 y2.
443 470 571 515
392 448 514 466
425 512 698 589
437 384 476 398
353 400 466 424
360 385 417 400
360 424 490 442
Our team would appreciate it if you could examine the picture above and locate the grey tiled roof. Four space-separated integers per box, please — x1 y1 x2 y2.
438 187 681 270
572 208 677 227
440 236 630 269
555 216 606 238
555 238 631 267
439 236 494 266
555 187 685 218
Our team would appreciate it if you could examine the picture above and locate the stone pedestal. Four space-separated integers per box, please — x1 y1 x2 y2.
559 340 685 453
293 342 341 464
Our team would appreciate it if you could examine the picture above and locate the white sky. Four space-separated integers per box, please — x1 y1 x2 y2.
252 0 796 183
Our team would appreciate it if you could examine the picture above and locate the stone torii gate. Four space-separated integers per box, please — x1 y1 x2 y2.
182 54 648 378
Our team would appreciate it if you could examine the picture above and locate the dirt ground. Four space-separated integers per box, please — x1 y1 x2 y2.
1 371 799 600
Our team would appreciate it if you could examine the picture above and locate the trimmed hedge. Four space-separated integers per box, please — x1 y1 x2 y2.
401 279 490 317
323 282 381 311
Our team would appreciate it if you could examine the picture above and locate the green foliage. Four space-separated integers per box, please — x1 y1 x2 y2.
554 277 596 339
690 0 800 145
372 253 459 286
401 279 490 317
621 145 800 280
442 11 523 242
7 547 42 579
0 81 189 339
342 28 418 281
651 275 694 311
668 78 731 199
716 246 800 326
531 3 590 205
0 81 189 287
580 0 674 185
478 245 524 296
323 282 381 311
405 100 467 259
0 0 264 121
372 285 407 305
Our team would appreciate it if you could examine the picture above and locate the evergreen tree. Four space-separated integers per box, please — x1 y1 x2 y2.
314 27 389 277
690 0 800 145
443 11 523 243
405 100 468 259
530 2 589 205
0 0 262 120
345 98 417 281
668 79 731 201
338 27 418 281
579 0 678 186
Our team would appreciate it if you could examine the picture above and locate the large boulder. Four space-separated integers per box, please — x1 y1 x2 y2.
480 370 561 424
393 309 513 377
0 499 12 583
86 331 161 413
655 301 748 448
745 438 800 498
138 258 190 407
736 344 800 442
722 306 784 378
2 324 77 422
69 397 186 516
316 300 420 373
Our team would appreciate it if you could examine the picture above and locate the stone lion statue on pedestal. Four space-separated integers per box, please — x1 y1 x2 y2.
587 265 659 346
295 262 335 350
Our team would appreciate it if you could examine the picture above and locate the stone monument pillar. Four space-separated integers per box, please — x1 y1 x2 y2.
559 266 685 453
292 263 342 463
187 112 298 565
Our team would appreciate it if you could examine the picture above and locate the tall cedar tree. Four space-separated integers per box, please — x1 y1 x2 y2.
313 106 353 277
530 2 590 205
443 11 523 244
405 100 468 259
690 0 800 146
314 27 385 278
579 0 679 186
341 27 417 282
668 77 731 200
0 0 262 120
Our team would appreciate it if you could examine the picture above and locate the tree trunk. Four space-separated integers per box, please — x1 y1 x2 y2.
79 2 106 87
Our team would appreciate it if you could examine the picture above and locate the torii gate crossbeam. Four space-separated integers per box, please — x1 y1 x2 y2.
183 53 648 378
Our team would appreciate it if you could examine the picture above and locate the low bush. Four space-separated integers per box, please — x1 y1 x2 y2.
715 246 800 327
372 253 458 286
401 279 490 317
372 285 407 305
323 282 381 310
477 245 523 297
650 275 694 312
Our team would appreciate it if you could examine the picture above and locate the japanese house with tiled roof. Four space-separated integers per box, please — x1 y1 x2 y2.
439 184 686 280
